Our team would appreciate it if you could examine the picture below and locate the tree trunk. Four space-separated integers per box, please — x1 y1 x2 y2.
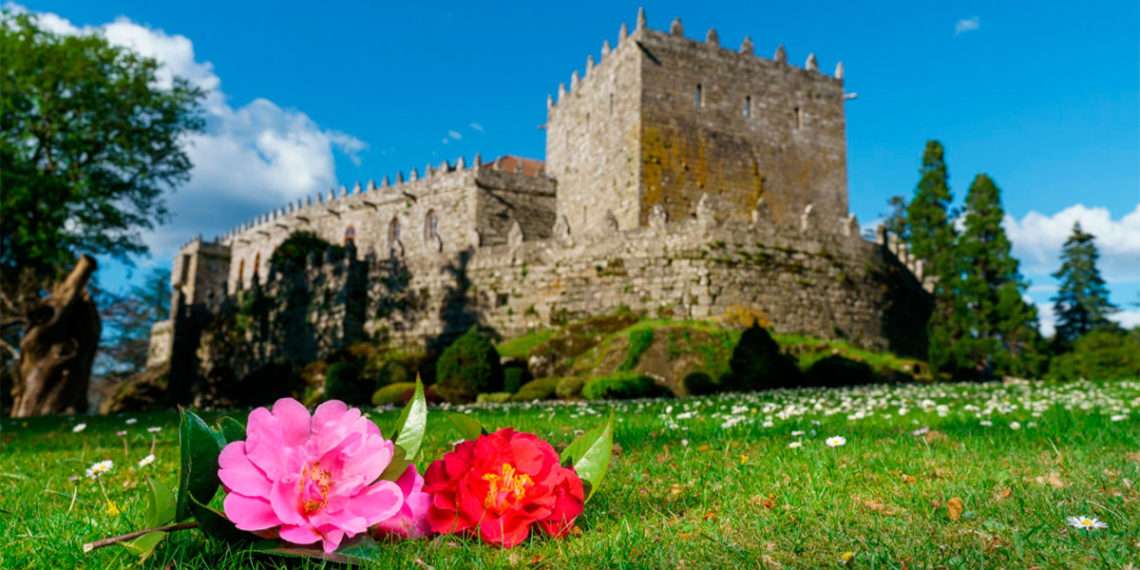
11 255 101 417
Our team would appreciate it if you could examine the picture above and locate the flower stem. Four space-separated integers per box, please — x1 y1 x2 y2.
82 521 199 553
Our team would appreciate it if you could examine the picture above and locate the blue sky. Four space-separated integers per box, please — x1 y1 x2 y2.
16 1 1140 332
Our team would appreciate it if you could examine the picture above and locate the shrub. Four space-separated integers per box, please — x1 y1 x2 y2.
269 231 344 275
372 382 417 406
511 377 561 401
723 322 801 391
555 376 587 399
324 360 372 405
503 366 530 394
435 328 504 403
476 392 513 404
582 372 668 400
619 329 654 371
804 355 875 387
1047 329 1140 381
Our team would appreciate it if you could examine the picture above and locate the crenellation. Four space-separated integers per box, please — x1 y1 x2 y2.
740 35 754 55
670 17 683 36
774 44 787 63
705 28 719 47
805 52 818 72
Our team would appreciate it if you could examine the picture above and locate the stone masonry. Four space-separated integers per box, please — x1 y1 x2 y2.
148 9 934 381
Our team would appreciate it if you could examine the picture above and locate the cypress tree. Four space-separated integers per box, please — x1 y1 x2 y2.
905 141 957 275
1051 222 1117 349
955 174 1043 378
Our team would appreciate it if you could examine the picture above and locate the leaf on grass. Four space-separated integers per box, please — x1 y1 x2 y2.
120 531 166 562
217 416 246 444
853 495 898 516
392 376 428 460
992 487 1012 502
175 409 225 521
1032 471 1067 489
560 413 615 502
144 477 176 527
946 497 964 521
446 412 484 441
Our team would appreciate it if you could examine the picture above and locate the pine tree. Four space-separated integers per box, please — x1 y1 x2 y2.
1051 222 1117 349
954 174 1043 378
905 141 957 275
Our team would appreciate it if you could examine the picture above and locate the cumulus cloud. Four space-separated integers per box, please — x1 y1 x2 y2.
10 3 364 260
1005 204 1140 283
954 17 980 35
469 122 484 132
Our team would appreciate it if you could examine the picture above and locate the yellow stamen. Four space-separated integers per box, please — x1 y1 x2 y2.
482 463 533 510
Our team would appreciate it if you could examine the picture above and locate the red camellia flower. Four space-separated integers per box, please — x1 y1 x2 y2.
423 428 585 547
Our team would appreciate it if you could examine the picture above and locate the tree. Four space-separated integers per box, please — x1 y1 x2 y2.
905 141 957 274
1051 222 1117 349
0 11 204 414
96 268 171 375
954 174 1043 378
883 195 909 240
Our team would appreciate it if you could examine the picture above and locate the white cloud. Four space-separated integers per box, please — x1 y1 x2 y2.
1035 301 1056 337
469 122 484 132
10 3 364 260
954 17 980 35
1005 203 1140 284
447 130 462 141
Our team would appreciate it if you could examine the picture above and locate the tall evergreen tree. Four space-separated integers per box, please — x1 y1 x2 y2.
954 174 1043 378
1051 222 1117 348
905 141 957 275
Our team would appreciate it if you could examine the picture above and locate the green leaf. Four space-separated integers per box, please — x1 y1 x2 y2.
120 531 166 562
560 413 615 502
217 416 246 444
391 375 427 460
143 477 176 527
250 535 388 564
175 409 225 521
189 495 255 544
446 412 484 441
378 444 410 482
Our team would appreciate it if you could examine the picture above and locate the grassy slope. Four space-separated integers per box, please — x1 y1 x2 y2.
1 381 1138 568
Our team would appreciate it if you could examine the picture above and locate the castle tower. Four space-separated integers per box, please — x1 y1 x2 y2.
546 10 849 232
170 238 232 315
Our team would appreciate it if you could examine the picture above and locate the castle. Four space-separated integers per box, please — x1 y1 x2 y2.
147 10 933 384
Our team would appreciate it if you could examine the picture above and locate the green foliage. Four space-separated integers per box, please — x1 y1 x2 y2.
503 366 529 394
435 328 504 403
682 371 718 395
371 382 416 406
175 410 224 522
268 231 344 276
1051 222 1118 350
390 376 427 460
0 11 204 291
724 322 801 390
804 355 875 387
560 414 615 501
582 372 667 400
905 141 957 275
496 328 556 359
476 392 513 404
555 376 587 399
511 377 561 401
1047 329 1140 381
619 328 654 371
96 267 172 376
446 412 485 440
323 361 372 405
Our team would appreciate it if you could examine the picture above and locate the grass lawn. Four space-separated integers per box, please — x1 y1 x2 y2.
1 380 1138 568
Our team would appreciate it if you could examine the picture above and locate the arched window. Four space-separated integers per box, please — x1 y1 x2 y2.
743 95 752 118
344 224 356 246
795 106 804 129
695 83 703 110
237 258 245 286
424 209 439 243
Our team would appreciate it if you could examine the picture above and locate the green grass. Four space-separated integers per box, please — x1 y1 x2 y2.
496 328 556 359
2 380 1139 568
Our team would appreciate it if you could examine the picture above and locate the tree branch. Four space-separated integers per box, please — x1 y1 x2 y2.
82 521 198 553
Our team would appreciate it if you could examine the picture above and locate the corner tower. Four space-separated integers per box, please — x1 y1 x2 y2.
547 10 849 232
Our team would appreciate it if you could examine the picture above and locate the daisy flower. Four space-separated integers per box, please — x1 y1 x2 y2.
787 441 803 449
137 454 156 468
1066 516 1107 531
86 460 114 479
1009 421 1021 430
147 426 162 433
825 436 846 448
125 418 138 425
72 423 87 433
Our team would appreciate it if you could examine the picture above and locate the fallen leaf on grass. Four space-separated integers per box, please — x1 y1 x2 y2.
703 510 717 521
901 474 917 485
946 497 964 521
1032 471 1067 489
923 430 949 444
992 487 1012 501
750 494 777 509
854 495 898 516
1125 452 1140 463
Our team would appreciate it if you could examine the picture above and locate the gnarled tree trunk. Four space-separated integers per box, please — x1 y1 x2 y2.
11 255 101 417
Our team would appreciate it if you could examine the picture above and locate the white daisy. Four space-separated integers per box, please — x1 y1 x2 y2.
1009 421 1021 430
125 418 138 425
86 459 114 479
1110 414 1127 422
787 441 803 449
911 427 930 437
115 430 127 437
72 423 87 433
137 454 156 468
147 426 162 433
1066 515 1107 531
825 436 847 448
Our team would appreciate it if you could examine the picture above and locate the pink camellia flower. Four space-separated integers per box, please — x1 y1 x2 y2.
218 398 411 553
371 464 431 538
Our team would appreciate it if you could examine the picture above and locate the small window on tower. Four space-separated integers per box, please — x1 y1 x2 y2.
795 106 804 129
695 83 703 110
743 95 752 118
609 93 614 115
